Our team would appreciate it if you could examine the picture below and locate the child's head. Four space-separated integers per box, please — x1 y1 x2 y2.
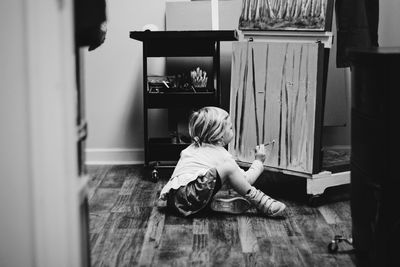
188 106 233 147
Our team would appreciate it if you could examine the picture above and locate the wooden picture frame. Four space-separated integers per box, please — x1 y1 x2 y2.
239 0 335 32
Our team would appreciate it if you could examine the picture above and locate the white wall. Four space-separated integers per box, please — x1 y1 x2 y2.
85 0 400 163
84 0 173 164
379 1 400 46
0 1 35 266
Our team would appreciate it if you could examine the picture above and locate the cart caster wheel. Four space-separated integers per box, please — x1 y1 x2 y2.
327 235 353 253
328 241 339 253
151 169 159 182
308 194 324 207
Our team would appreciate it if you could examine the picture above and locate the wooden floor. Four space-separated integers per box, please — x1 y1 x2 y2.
88 165 356 267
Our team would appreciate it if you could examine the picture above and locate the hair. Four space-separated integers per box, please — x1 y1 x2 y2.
188 106 230 147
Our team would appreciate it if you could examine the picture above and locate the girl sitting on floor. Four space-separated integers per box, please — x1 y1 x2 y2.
159 106 286 217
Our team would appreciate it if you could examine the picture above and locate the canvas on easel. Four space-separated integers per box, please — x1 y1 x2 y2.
229 41 324 175
239 0 334 32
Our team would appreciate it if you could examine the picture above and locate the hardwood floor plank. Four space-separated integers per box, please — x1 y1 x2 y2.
96 228 142 267
288 236 314 267
285 200 317 216
151 184 194 267
253 208 309 266
237 216 259 253
282 203 307 237
193 218 209 235
119 177 138 195
249 217 267 239
90 213 119 266
87 165 110 200
243 252 264 267
99 165 129 189
89 212 110 235
89 188 120 213
253 216 285 239
117 206 152 229
329 221 352 240
164 213 193 226
152 224 193 266
318 205 343 225
111 194 132 213
90 210 152 266
330 200 351 222
129 181 160 208
113 229 146 267
188 218 209 267
288 205 354 266
90 232 100 252
208 215 244 267
257 237 301 266
293 213 334 254
137 207 166 266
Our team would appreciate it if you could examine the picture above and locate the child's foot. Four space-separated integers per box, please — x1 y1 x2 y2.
245 187 286 217
210 196 252 214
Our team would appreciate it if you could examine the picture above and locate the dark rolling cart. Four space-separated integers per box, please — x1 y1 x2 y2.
130 30 238 180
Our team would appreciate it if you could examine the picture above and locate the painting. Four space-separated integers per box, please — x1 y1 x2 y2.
239 0 334 31
229 42 323 174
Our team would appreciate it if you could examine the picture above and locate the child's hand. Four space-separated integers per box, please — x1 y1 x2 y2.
255 144 266 163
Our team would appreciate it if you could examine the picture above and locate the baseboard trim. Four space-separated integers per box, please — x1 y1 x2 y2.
85 148 144 165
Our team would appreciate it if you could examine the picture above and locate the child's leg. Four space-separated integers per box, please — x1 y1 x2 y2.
216 161 252 196
210 161 253 214
215 160 286 217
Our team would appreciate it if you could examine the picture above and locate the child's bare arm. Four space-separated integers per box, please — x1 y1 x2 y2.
243 143 272 185
243 160 264 185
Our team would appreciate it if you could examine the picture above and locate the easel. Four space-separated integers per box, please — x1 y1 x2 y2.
232 5 350 205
